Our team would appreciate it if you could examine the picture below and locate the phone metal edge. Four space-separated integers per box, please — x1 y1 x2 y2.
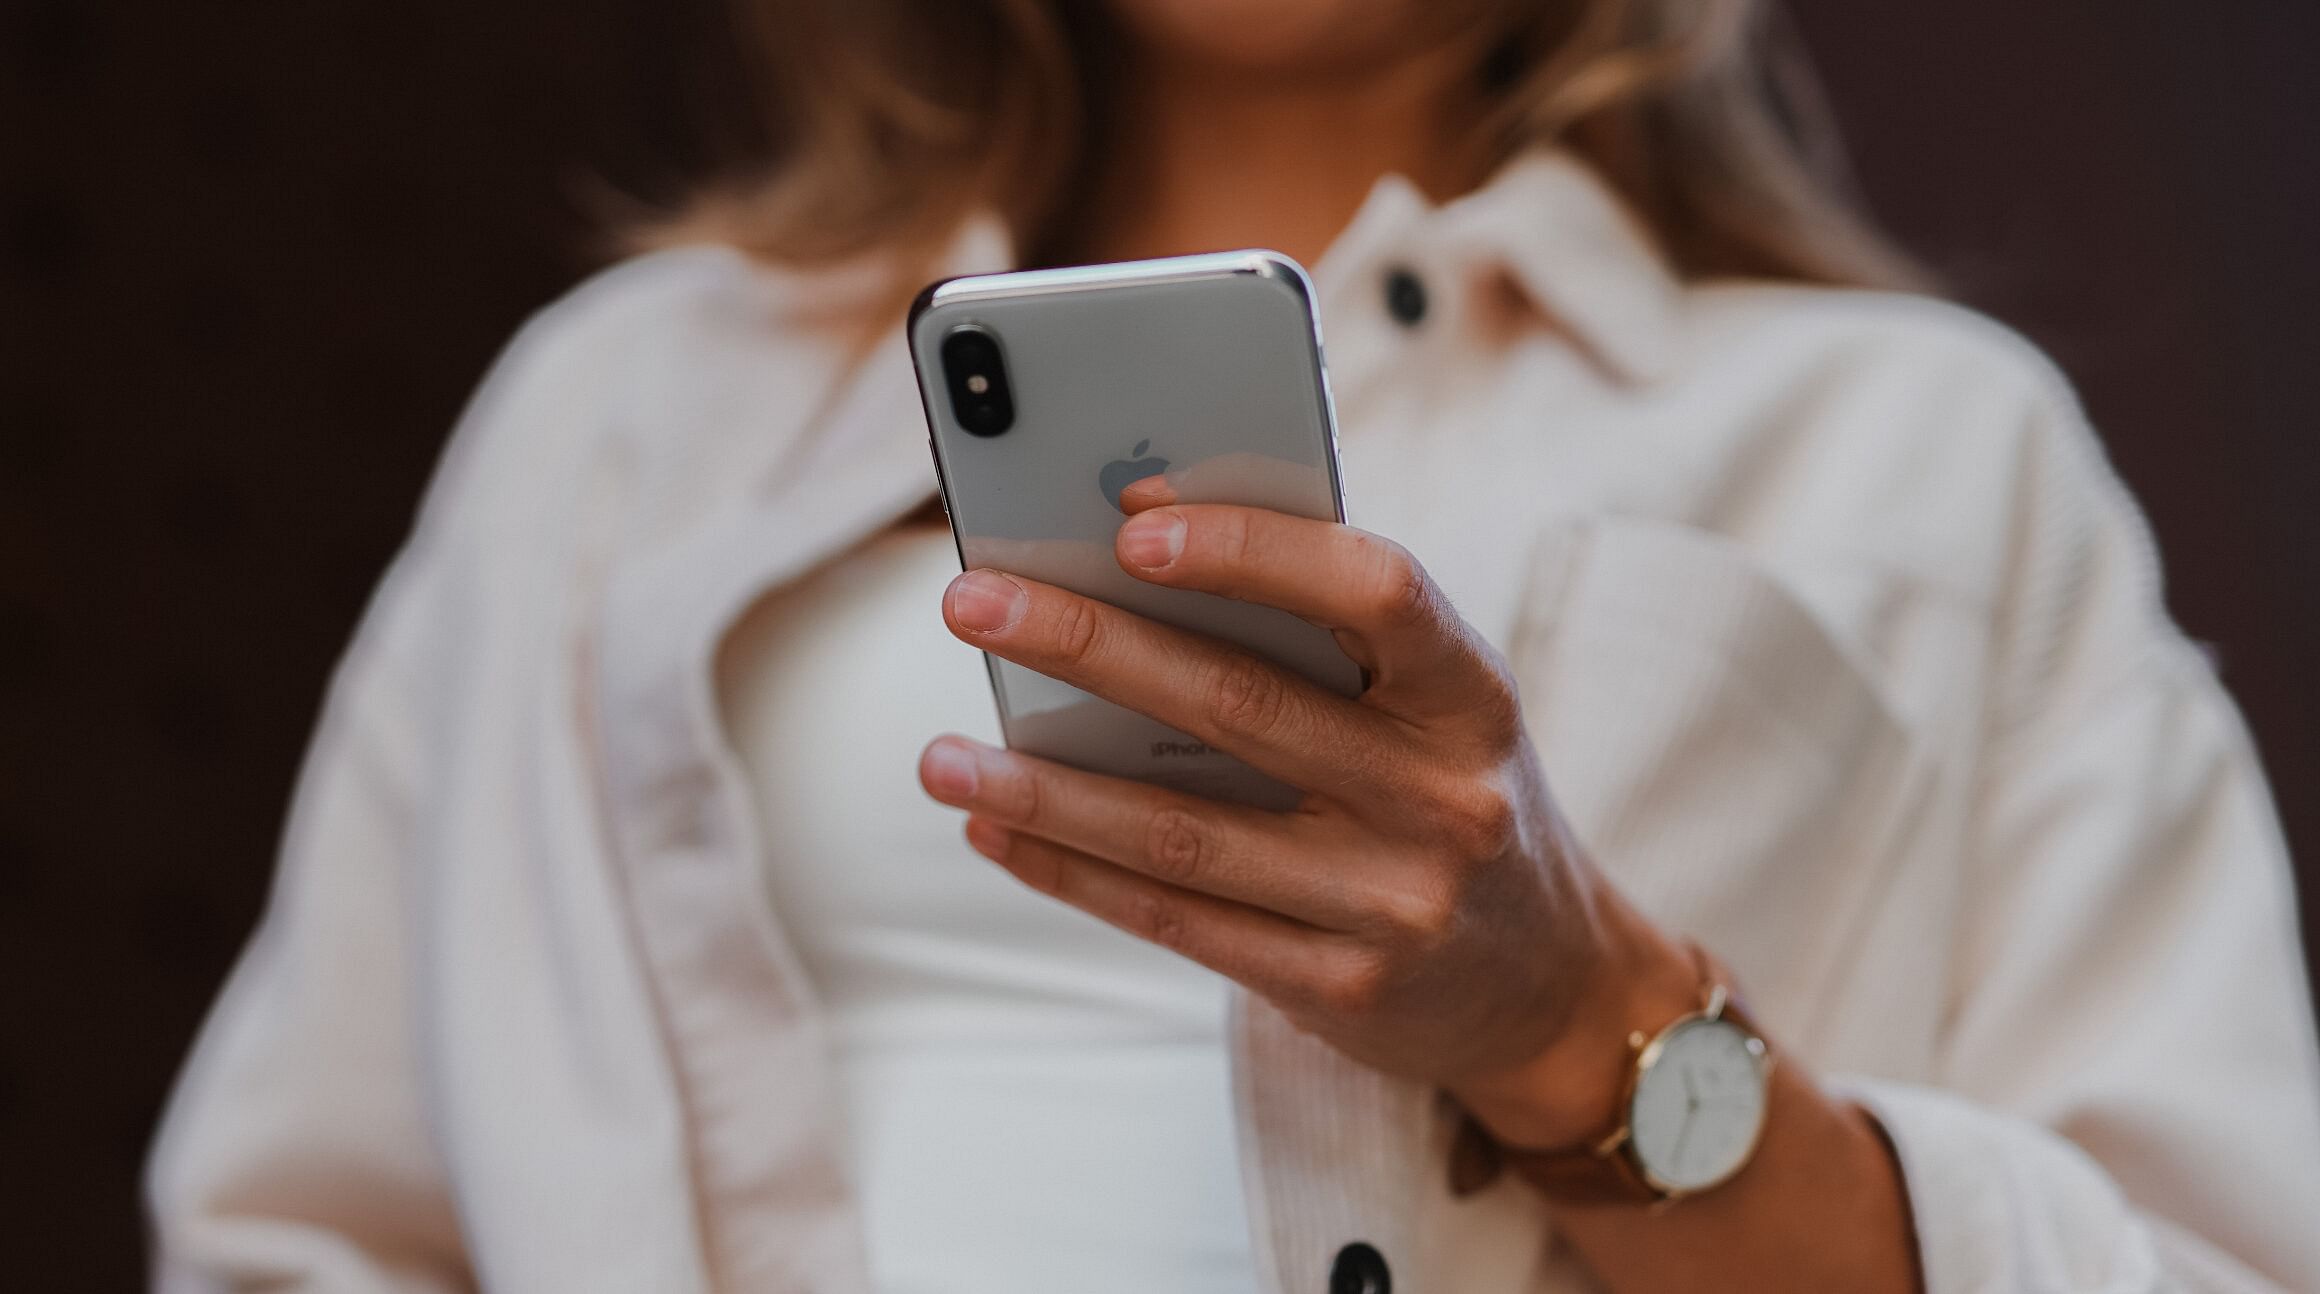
899 295 1011 737
919 249 1305 312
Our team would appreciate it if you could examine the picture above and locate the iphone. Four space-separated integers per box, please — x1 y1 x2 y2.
908 250 1360 810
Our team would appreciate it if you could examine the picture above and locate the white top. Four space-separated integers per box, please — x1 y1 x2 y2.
717 524 1258 1292
149 152 2320 1294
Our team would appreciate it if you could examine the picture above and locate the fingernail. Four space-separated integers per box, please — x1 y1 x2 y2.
1119 511 1186 569
949 569 1027 632
963 817 1011 861
921 739 981 801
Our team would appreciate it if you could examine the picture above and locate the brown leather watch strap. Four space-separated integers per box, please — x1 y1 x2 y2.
1495 1121 1664 1205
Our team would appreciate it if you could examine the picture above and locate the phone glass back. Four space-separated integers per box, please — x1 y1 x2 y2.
909 252 1360 809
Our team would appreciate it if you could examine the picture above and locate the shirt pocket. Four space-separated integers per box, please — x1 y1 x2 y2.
1508 517 1933 1035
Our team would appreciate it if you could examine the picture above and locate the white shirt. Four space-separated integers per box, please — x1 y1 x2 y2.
149 150 2320 1294
718 526 1257 1291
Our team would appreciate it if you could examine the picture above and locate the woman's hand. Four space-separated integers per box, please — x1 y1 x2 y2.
918 492 1702 1147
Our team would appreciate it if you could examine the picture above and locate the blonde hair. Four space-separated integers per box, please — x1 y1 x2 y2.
650 0 1923 294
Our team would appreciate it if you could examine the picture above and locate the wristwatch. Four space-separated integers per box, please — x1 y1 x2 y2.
1452 943 1774 1207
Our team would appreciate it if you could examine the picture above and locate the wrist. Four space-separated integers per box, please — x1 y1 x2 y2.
1449 896 1704 1150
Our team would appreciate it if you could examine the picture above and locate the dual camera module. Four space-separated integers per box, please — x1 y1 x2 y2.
940 325 1015 437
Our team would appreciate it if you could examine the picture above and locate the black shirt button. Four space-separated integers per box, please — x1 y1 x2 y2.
1382 266 1427 327
1330 1241 1391 1294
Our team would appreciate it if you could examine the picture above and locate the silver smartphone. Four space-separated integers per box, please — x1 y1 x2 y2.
908 250 1362 810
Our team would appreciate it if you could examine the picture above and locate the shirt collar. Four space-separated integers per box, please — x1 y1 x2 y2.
1314 149 1683 385
925 147 1681 386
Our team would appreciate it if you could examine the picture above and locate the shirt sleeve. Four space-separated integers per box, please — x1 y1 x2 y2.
144 555 468 1293
140 259 649 1291
1836 375 2320 1292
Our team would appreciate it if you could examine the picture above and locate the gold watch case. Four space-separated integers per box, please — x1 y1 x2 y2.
1602 981 1775 1202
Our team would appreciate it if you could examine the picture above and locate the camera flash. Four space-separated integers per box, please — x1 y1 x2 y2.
966 374 990 394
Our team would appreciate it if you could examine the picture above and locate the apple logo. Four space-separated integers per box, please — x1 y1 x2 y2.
1098 438 1169 511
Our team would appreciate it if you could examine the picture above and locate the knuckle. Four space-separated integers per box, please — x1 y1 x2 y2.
1404 764 1469 818
1127 887 1190 952
994 760 1045 825
1380 879 1460 946
1210 654 1293 739
1209 509 1255 573
1358 538 1434 630
1465 654 1527 746
1431 779 1522 862
1319 951 1390 1018
1048 595 1104 666
1142 806 1212 886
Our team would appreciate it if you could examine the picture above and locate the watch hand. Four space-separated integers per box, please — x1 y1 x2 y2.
1669 1104 1696 1172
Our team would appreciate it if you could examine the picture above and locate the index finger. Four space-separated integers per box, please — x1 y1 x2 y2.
942 567 1412 800
1114 504 1502 708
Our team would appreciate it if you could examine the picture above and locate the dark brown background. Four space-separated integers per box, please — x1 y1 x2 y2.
4 2 2314 1286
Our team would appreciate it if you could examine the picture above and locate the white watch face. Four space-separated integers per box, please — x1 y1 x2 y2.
1627 1017 1768 1193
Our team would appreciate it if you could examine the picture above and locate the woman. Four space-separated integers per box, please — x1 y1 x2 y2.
148 0 2320 1290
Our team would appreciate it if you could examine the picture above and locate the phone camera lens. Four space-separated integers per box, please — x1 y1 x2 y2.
940 326 1015 437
